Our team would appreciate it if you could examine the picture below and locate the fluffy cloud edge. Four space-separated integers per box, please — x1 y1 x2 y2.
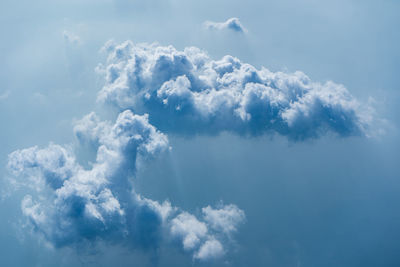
204 18 247 33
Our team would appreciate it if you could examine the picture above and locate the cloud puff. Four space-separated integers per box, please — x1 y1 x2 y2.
202 204 245 235
97 41 370 140
204 18 247 33
170 212 208 251
8 110 245 260
168 204 244 261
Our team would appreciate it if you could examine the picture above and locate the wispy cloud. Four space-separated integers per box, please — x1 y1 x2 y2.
204 17 247 33
8 110 244 261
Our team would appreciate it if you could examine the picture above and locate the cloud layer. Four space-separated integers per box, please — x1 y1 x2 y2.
8 110 244 260
7 39 373 262
204 17 247 33
97 41 370 140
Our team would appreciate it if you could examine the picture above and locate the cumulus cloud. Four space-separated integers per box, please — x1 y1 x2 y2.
203 204 245 235
168 204 243 261
96 41 370 140
170 212 208 251
8 110 245 260
204 17 247 33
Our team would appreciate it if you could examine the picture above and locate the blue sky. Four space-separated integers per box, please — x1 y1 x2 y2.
0 0 399 266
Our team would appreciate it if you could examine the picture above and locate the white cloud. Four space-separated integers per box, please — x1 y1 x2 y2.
168 204 244 260
194 238 225 261
202 204 245 235
170 212 208 251
8 110 168 247
204 17 247 33
97 41 371 140
8 109 245 260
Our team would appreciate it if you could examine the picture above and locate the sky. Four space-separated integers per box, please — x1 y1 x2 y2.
0 0 399 266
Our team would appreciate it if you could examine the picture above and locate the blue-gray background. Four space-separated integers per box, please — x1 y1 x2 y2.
0 0 399 266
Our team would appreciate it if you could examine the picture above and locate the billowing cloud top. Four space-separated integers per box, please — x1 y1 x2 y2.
97 41 370 140
204 17 247 33
8 110 245 261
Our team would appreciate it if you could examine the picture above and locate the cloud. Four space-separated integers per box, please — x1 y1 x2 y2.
97 41 371 140
168 204 243 261
204 18 247 33
170 212 208 251
8 110 245 260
